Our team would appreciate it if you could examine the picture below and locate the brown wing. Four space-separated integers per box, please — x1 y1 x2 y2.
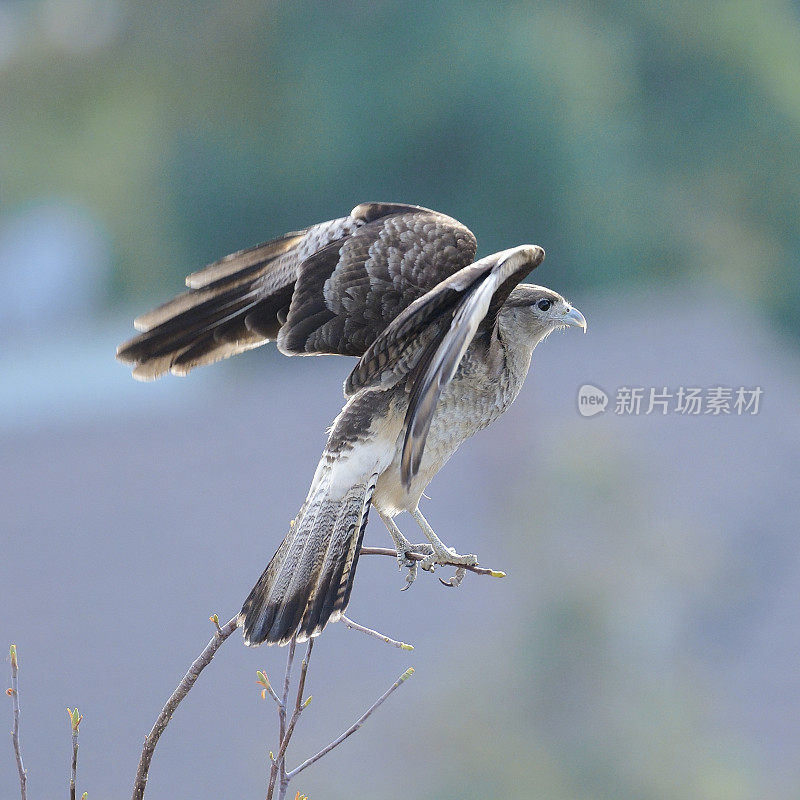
277 205 477 356
116 202 477 380
343 245 546 485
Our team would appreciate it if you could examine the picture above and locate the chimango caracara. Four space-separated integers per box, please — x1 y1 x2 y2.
117 202 586 646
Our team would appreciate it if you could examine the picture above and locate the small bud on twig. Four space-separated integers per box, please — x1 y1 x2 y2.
67 707 83 732
257 669 283 706
68 707 82 800
9 642 26 799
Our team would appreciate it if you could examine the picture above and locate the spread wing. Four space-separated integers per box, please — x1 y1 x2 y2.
345 245 545 486
116 202 477 380
116 202 544 486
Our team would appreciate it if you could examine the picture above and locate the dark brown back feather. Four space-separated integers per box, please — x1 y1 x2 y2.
277 209 477 357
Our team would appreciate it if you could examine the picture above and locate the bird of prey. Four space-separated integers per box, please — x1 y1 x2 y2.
117 202 586 647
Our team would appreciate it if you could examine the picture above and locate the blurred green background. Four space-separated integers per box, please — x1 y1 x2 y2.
2 2 800 799
3 0 799 321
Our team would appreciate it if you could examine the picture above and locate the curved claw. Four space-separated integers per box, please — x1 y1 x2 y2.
439 566 467 588
400 559 418 591
396 544 432 589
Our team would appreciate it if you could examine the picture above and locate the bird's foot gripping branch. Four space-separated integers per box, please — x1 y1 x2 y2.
360 545 506 588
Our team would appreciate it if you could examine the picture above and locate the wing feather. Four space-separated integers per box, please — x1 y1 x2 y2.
399 245 544 485
118 202 478 381
277 208 477 357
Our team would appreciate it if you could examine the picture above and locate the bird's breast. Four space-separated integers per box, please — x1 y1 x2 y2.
372 344 527 515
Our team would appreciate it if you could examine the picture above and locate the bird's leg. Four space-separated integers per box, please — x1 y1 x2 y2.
378 512 433 590
411 507 478 586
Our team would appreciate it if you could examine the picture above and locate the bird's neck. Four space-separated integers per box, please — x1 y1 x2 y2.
496 307 542 387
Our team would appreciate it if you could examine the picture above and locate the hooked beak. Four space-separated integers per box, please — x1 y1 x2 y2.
560 306 587 332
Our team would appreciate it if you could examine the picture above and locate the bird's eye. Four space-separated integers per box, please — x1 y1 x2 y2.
537 298 552 311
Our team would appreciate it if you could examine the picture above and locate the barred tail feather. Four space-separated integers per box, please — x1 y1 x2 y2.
240 472 377 646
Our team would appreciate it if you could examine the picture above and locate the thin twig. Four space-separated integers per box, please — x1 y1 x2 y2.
267 637 305 800
8 645 26 800
293 641 313 721
286 666 414 781
131 614 238 800
279 638 296 789
359 546 507 578
257 670 283 707
277 641 314 800
67 708 81 800
340 615 414 650
280 638 296 732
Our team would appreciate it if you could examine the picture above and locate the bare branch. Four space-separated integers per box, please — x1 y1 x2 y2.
278 637 296 789
359 546 506 578
8 644 26 800
129 596 415 800
277 641 314 800
340 615 414 650
70 733 77 800
131 614 239 800
293 640 313 719
268 637 308 800
286 666 414 781
280 637 296 739
67 707 82 800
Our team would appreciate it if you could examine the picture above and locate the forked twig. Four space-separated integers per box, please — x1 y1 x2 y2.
130 550 430 800
131 614 239 800
285 666 414 782
8 645 26 800
261 635 413 800
267 638 313 800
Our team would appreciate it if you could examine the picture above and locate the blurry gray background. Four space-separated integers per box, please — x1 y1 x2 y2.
2 2 800 798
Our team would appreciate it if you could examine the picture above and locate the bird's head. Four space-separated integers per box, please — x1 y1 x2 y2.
502 283 586 345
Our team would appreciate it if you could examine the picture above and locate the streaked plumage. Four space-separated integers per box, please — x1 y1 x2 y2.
117 202 586 646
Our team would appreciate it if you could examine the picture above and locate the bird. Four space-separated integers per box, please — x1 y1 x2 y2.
117 201 586 647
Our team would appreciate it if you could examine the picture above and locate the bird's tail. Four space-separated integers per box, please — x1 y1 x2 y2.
240 468 377 646
116 230 307 381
